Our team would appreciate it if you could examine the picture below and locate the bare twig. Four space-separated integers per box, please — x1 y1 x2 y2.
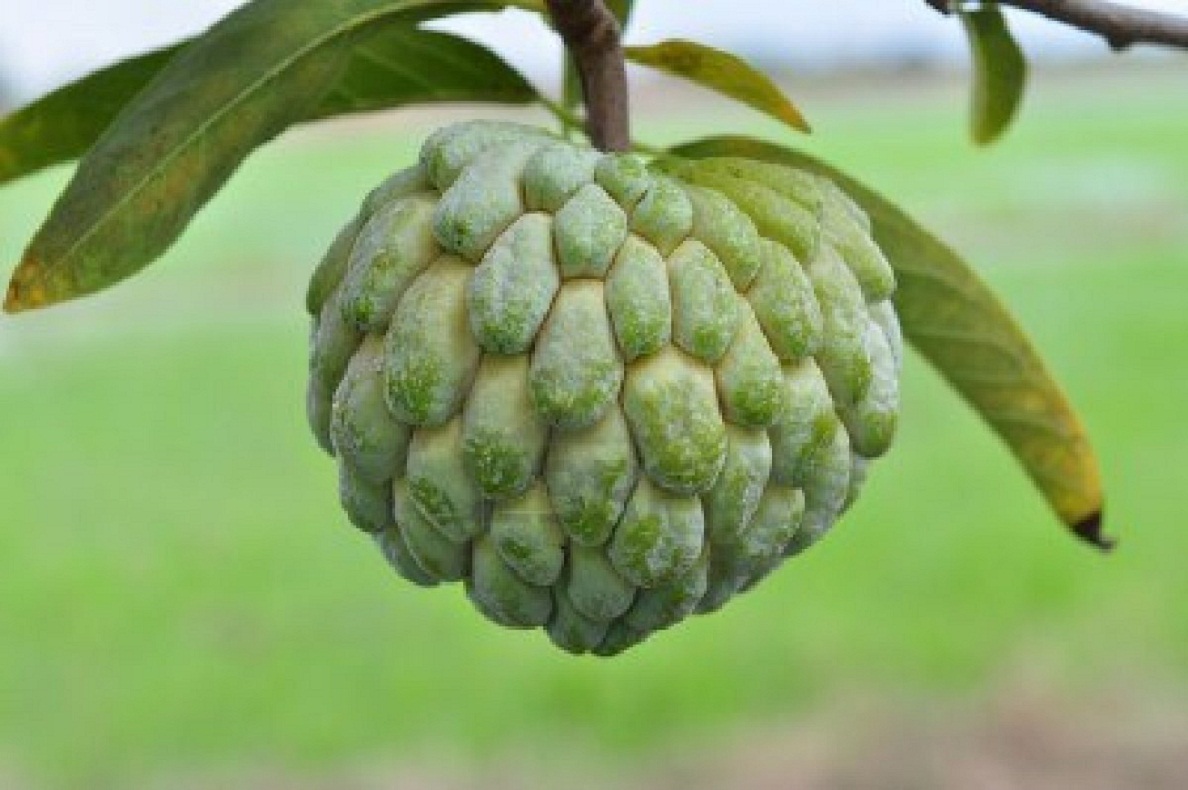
545 0 630 152
927 0 1188 50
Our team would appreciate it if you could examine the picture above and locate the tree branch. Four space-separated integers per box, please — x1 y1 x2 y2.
545 0 630 152
926 0 1188 50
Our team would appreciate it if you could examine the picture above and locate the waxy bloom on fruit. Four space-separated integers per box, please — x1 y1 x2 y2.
306 121 902 655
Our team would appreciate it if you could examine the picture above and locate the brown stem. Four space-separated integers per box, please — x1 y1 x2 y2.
927 0 1188 51
545 0 630 152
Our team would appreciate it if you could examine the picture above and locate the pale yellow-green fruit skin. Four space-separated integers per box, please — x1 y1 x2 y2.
306 120 902 656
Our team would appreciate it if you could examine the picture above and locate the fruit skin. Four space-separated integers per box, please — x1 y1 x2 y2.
307 120 902 656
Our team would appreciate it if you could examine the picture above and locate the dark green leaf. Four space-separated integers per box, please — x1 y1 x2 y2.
625 39 810 133
0 26 537 189
4 0 542 313
312 26 538 118
961 5 1028 145
0 45 180 187
667 135 1106 548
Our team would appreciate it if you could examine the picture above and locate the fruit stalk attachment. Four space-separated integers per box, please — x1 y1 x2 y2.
545 0 631 152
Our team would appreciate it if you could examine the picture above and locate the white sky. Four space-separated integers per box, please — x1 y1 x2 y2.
0 0 1184 101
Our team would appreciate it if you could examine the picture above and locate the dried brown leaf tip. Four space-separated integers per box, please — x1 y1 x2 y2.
1074 510 1115 552
4 259 48 313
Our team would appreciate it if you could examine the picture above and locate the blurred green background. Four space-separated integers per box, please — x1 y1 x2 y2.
1 60 1186 788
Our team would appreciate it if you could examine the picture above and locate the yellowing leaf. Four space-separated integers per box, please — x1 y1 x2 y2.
667 135 1108 548
625 39 809 133
961 5 1028 145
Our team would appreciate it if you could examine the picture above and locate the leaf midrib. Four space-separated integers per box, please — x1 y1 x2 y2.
46 1 489 275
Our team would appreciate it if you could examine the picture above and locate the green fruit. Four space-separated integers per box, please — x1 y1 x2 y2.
306 120 902 655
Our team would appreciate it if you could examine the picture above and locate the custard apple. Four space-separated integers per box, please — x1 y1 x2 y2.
305 120 901 655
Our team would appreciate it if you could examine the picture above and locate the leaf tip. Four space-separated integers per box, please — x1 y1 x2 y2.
4 257 49 314
773 98 811 134
1072 510 1115 552
4 276 25 314
971 127 996 147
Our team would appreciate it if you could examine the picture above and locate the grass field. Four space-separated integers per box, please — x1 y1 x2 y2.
1 61 1186 788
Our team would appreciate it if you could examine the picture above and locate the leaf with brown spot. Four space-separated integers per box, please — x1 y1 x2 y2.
3 0 543 313
625 39 810 133
0 45 180 187
667 135 1107 548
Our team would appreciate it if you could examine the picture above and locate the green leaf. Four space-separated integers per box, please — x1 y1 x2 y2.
4 0 542 313
311 26 538 117
624 39 810 133
0 45 180 187
667 135 1107 548
605 0 636 26
562 54 583 113
961 4 1028 145
0 26 537 189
